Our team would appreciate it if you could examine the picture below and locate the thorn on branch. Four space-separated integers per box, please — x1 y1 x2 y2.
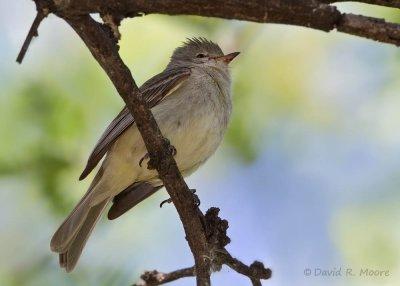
16 8 49 64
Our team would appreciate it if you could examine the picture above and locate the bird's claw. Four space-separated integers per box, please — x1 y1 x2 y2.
138 140 177 169
163 137 177 157
160 189 200 208
139 153 150 167
159 198 173 208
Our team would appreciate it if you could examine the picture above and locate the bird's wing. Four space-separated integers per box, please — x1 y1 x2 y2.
108 182 163 220
79 67 191 180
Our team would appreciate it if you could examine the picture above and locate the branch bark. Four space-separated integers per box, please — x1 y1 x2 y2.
322 0 400 9
337 13 400 46
51 0 400 46
134 267 196 285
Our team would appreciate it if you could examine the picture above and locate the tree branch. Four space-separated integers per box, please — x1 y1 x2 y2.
338 13 400 46
16 8 48 63
218 254 271 286
134 267 196 286
134 208 272 286
134 258 271 286
52 0 400 46
322 0 400 9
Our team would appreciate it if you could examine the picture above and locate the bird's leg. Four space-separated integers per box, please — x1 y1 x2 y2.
139 153 150 167
160 189 200 208
139 138 177 168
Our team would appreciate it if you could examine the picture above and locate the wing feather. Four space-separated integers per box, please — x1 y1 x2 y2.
79 67 191 180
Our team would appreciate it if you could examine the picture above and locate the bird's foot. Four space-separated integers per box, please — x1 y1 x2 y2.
168 143 177 157
138 138 177 169
160 137 177 158
160 189 200 208
139 153 150 167
159 197 172 208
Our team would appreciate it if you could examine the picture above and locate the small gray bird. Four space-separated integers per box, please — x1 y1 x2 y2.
50 38 239 272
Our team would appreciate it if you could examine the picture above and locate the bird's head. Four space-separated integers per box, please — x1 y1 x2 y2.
168 37 240 70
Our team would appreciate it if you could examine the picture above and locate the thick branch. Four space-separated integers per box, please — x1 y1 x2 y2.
54 0 400 46
53 0 343 31
63 14 211 285
338 13 400 46
322 0 400 8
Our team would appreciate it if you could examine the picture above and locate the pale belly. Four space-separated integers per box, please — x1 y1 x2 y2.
142 102 225 181
98 104 227 199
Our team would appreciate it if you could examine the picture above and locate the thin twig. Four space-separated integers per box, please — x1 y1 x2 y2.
16 9 48 64
133 208 272 285
218 252 272 285
134 267 196 286
133 251 271 286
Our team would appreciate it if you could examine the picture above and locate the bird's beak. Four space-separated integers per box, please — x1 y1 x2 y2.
214 52 240 64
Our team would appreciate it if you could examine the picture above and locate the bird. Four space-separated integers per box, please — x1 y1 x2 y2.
50 37 240 272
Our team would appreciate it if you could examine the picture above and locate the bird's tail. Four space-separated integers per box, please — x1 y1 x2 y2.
50 169 110 272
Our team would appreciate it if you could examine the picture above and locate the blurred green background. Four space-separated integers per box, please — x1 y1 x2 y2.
1 2 400 286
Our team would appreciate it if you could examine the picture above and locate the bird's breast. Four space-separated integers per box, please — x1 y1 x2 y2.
152 72 231 172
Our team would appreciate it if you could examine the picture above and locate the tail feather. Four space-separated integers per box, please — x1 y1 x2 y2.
50 168 109 271
50 194 93 253
59 199 110 272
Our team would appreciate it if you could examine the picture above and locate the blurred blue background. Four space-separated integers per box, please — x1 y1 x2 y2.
1 1 400 286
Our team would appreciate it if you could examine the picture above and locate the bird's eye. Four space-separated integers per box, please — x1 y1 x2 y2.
196 53 207 58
